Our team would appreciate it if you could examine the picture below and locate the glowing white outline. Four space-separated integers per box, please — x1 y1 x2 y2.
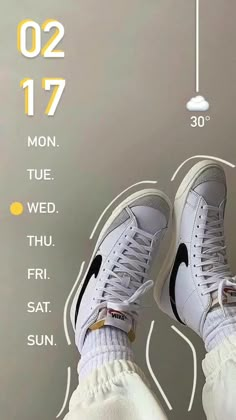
56 366 71 418
146 321 173 411
89 180 158 240
171 155 235 181
171 326 197 412
63 261 85 345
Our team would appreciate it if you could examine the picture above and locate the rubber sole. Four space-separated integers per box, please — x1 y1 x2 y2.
70 188 172 331
154 159 223 306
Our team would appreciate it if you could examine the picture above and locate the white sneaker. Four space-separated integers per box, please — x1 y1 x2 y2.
155 160 236 336
71 189 171 352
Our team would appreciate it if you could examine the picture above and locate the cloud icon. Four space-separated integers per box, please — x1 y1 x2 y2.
186 95 210 112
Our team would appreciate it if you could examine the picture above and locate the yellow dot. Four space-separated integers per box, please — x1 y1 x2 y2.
10 202 24 216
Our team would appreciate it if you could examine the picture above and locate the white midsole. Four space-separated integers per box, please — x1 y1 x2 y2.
70 188 172 330
154 159 222 305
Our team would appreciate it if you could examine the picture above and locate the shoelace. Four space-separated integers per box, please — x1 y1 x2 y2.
195 204 236 312
87 227 155 324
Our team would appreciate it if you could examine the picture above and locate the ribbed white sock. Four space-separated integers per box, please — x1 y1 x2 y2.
78 326 134 380
203 305 236 352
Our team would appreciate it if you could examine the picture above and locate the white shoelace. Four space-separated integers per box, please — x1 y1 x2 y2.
88 227 155 322
195 205 236 312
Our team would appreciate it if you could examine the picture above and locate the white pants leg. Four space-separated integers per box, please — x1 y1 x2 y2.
64 360 168 420
202 334 236 420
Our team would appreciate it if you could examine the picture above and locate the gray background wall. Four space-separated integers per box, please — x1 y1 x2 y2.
0 1 236 419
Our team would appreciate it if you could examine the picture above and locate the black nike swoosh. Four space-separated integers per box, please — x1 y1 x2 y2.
74 254 102 326
169 243 188 325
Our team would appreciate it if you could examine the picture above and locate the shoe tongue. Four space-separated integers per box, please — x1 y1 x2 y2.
90 307 135 341
131 206 166 234
201 208 229 305
104 232 148 298
194 181 226 207
202 205 226 274
194 181 226 276
202 210 236 307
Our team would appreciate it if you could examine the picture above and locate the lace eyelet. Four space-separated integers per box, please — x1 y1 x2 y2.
195 235 197 238
194 264 196 267
193 254 196 257
198 284 200 287
195 274 198 277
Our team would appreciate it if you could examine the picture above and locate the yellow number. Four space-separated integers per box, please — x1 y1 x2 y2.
42 78 66 115
17 20 41 58
41 20 64 58
20 78 34 116
17 19 64 58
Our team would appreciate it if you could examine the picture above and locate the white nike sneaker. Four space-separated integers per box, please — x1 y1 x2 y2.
71 189 171 353
155 160 236 336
